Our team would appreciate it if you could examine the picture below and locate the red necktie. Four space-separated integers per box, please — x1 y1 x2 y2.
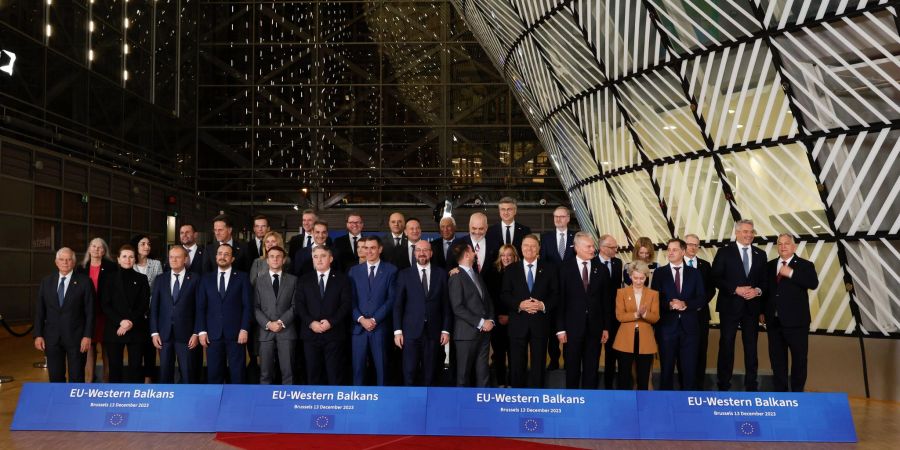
777 260 787 283
674 266 681 294
581 262 589 292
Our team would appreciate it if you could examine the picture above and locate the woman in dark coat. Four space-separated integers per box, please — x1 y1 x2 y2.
76 237 117 383
102 244 150 383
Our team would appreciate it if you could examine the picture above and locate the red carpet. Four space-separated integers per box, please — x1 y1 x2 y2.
215 433 580 449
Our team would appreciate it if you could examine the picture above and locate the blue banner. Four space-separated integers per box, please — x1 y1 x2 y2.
11 383 223 432
636 391 856 442
215 385 428 435
424 387 641 439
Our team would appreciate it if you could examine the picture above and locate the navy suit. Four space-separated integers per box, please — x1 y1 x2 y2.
393 265 451 386
651 264 706 390
203 240 252 273
487 221 531 255
430 237 454 269
502 260 558 388
762 256 819 392
349 261 398 385
712 242 767 391
538 230 575 264
150 270 199 383
292 245 342 278
288 232 332 262
684 256 715 390
196 269 252 384
33 272 94 383
556 258 610 389
296 270 353 385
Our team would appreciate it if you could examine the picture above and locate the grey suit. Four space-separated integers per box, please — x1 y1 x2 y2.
254 271 298 384
448 267 494 387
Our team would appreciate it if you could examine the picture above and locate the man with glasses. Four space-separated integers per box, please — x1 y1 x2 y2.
334 213 365 270
682 233 715 390
596 234 623 389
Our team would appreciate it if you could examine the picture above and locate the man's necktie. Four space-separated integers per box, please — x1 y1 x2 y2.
395 237 401 247
605 259 612 277
306 234 312 247
527 264 535 293
445 241 451 259
319 273 326 298
742 247 751 277
505 226 512 245
421 268 428 293
475 243 481 272
219 272 226 297
777 260 787 283
368 265 375 290
674 266 681 294
172 273 181 303
558 233 566 260
57 276 66 307
410 244 416 267
688 258 694 268
258 240 263 257
581 262 589 292
352 236 358 256
272 273 280 297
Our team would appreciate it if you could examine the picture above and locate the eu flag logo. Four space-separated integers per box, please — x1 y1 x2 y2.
105 412 129 428
311 414 335 431
519 417 544 434
736 421 761 437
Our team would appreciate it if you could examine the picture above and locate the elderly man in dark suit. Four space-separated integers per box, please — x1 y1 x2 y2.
34 247 94 382
596 234 624 388
712 219 767 391
761 234 819 392
430 216 456 269
448 242 494 387
254 245 298 385
151 246 200 383
683 233 716 390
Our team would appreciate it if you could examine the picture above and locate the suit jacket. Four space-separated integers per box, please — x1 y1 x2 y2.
292 244 342 278
538 229 576 264
333 234 363 271
75 259 117 295
348 261 398 334
254 271 298 341
487 221 532 255
686 256 716 322
390 240 428 270
295 270 352 341
101 268 151 344
612 286 660 354
393 265 451 341
501 260 558 338
448 267 494 341
33 272 95 346
247 236 265 260
651 264 706 334
430 237 454 269
711 242 767 318
449 235 499 273
203 240 252 274
287 232 332 262
598 257 624 326
762 256 819 328
556 257 611 337
196 269 252 341
150 270 199 342
382 233 407 254
185 245 206 274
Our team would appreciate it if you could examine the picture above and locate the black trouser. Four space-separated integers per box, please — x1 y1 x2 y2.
490 322 509 386
695 318 710 389
402 335 440 386
717 312 759 391
45 341 85 383
767 317 808 392
563 333 602 389
509 332 548 388
617 329 653 390
603 321 621 389
106 341 145 383
546 310 561 369
304 339 345 385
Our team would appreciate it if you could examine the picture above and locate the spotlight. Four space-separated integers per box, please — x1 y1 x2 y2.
0 49 16 76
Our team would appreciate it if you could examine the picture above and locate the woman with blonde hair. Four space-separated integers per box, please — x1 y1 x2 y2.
612 261 659 390
624 237 658 285
75 237 116 382
250 231 292 285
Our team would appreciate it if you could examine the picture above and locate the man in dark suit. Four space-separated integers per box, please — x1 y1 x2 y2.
683 233 716 390
430 216 456 269
33 248 94 382
390 217 424 270
712 219 767 391
247 215 271 259
203 214 251 273
487 197 531 256
451 212 497 273
393 240 451 386
296 245 353 385
651 238 706 390
448 242 494 387
293 221 340 277
254 245 298 385
539 206 575 371
502 234 557 388
349 236 398 386
333 212 365 271
555 232 610 389
382 212 407 253
178 223 206 274
197 243 252 384
287 209 325 261
597 234 623 388
761 233 819 392
151 246 200 383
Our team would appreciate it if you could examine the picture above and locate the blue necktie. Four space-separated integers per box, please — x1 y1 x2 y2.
172 273 181 303
605 260 612 276
368 265 375 290
319 274 326 298
57 276 66 307
688 259 694 268
741 247 750 277
527 264 534 293
219 272 226 297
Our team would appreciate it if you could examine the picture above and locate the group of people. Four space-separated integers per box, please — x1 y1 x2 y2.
33 198 819 393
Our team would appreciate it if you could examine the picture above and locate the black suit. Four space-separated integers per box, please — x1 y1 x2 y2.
390 240 424 270
382 233 407 254
449 236 499 274
762 256 819 392
556 258 610 389
683 256 715 390
599 257 623 389
101 268 151 383
287 232 332 262
184 245 206 275
203 240 252 273
539 229 575 371
712 242 767 391
292 244 342 278
247 236 266 260
333 234 363 272
485 264 510 386
430 237 454 269
487 222 531 255
295 270 352 385
33 271 95 382
502 260 557 388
